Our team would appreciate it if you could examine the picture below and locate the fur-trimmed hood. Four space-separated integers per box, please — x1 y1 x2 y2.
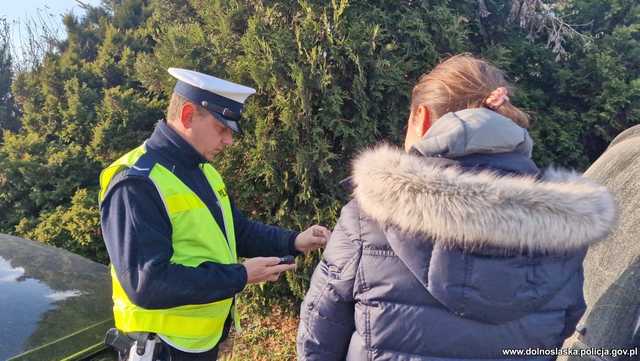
352 144 616 252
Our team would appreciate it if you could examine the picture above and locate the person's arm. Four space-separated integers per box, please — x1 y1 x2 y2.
297 200 361 361
232 204 300 258
100 175 247 309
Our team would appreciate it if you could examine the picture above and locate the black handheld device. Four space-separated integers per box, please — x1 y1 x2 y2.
278 255 295 265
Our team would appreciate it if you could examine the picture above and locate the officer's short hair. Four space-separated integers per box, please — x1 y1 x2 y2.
166 92 205 123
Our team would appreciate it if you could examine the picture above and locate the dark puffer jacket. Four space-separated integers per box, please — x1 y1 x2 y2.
297 109 616 361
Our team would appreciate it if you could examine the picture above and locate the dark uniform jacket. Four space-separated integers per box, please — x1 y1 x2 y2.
297 109 617 361
100 120 298 318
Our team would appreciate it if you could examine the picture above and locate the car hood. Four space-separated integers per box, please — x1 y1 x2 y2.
0 234 113 361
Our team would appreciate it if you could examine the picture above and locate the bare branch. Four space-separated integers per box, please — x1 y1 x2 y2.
478 0 491 18
507 0 592 61
74 1 91 11
9 7 63 72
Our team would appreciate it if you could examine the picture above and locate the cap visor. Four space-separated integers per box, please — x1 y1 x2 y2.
224 119 241 134
210 112 242 134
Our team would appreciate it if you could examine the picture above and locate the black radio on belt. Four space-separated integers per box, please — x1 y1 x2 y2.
104 328 135 353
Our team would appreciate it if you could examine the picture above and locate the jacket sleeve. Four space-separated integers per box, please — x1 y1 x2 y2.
232 204 300 258
100 175 247 309
562 266 587 339
297 200 361 361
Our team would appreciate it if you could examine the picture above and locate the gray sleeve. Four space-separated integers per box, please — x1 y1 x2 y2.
297 201 362 361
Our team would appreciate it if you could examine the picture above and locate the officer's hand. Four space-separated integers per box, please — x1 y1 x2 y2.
295 225 331 253
242 257 296 284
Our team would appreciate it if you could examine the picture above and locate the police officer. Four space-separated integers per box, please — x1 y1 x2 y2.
99 68 330 360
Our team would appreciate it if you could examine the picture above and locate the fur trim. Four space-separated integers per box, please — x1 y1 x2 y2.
352 144 617 252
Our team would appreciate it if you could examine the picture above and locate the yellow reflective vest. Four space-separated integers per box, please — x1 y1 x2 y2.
99 144 239 351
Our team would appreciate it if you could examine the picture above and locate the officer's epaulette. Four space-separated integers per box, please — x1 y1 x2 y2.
124 151 158 178
102 152 160 200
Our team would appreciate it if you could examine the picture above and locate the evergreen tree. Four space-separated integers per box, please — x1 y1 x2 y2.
0 2 162 262
471 0 640 168
0 19 19 135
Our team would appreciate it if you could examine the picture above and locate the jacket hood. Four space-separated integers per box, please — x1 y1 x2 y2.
412 108 534 159
353 144 616 253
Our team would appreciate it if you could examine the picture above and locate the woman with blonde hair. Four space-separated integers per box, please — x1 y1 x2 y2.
297 54 616 361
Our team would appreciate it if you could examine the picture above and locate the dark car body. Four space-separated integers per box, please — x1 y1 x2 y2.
0 233 115 360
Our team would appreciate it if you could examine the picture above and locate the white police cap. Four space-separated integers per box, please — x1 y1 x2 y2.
168 67 256 133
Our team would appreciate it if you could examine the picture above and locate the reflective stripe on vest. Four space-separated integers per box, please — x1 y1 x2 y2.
99 144 238 351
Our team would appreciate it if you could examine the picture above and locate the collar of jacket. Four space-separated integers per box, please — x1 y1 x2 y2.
411 108 533 159
145 120 208 169
351 143 617 253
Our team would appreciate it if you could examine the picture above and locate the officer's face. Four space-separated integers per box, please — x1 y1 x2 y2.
190 108 234 161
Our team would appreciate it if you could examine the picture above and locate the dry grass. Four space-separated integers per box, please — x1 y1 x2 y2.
221 303 300 361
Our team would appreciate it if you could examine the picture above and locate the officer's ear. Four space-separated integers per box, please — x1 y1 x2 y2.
180 102 196 129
